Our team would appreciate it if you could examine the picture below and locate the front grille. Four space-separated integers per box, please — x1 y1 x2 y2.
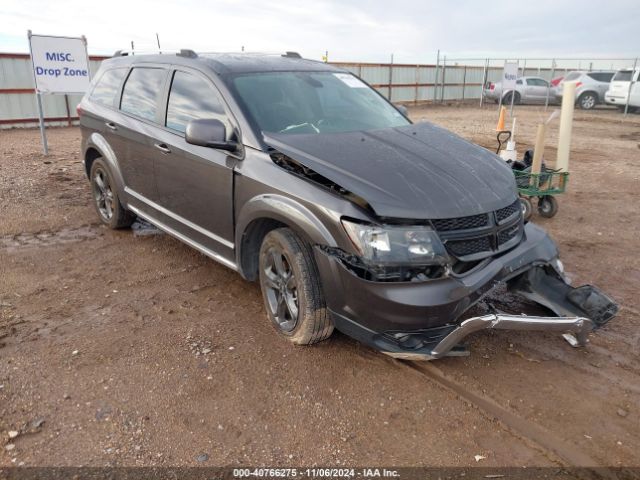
432 200 523 261
447 236 492 257
432 213 488 231
496 200 520 223
498 224 521 245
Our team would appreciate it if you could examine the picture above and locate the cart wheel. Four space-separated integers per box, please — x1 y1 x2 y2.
538 196 558 218
520 197 533 221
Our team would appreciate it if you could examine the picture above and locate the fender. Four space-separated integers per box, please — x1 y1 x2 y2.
235 194 338 276
85 132 126 197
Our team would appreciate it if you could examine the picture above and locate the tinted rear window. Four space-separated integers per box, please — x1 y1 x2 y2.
120 68 166 122
588 72 614 82
613 71 633 82
90 68 127 107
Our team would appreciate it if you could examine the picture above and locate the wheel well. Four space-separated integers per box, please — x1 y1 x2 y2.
578 90 598 100
239 218 288 281
84 148 102 177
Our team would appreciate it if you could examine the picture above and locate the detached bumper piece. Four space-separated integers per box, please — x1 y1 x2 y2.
508 267 618 327
382 266 619 361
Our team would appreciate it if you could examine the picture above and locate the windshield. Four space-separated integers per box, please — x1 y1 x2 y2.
230 71 410 135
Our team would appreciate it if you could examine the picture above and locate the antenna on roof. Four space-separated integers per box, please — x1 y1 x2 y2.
283 51 302 59
156 33 162 54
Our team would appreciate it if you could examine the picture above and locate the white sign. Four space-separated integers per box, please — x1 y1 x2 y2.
502 61 519 90
29 34 91 94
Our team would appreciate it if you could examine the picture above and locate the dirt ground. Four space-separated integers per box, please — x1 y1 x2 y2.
1 105 639 469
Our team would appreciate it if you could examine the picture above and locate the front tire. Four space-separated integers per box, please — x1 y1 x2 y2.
90 158 135 229
258 228 333 345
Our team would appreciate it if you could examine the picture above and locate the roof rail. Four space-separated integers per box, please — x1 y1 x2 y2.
111 49 198 58
283 51 302 59
177 49 198 59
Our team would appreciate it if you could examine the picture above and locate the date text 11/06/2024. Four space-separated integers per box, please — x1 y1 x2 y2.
233 469 400 478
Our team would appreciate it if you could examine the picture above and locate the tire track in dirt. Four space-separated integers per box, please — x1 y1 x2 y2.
0 225 103 251
403 361 605 469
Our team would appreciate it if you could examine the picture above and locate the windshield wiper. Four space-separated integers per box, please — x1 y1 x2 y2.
279 122 320 134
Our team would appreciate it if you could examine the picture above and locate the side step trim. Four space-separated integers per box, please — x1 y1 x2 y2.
128 204 238 272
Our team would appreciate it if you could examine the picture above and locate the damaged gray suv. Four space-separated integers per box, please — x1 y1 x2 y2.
78 50 617 360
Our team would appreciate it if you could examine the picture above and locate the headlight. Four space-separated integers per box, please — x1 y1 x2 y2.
341 219 449 266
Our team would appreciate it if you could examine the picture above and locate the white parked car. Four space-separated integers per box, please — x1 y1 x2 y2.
605 68 640 110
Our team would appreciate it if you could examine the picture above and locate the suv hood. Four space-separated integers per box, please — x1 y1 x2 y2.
264 122 517 220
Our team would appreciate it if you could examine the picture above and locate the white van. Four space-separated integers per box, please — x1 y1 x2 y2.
605 68 640 110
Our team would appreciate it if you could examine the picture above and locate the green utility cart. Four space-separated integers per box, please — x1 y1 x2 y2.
513 170 569 220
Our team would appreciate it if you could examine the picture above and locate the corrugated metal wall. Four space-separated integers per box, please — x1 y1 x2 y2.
0 53 631 128
0 53 106 129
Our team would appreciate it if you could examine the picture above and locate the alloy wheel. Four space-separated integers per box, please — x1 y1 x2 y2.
262 247 299 332
93 167 115 221
580 94 596 110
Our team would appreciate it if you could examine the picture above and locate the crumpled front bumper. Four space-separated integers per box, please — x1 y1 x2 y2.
314 223 618 360
384 313 595 360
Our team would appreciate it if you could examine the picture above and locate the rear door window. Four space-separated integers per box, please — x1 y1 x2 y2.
165 70 231 136
90 68 128 107
527 78 548 87
120 67 166 122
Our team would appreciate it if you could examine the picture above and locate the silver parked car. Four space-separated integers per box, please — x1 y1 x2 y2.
554 71 615 110
484 76 554 105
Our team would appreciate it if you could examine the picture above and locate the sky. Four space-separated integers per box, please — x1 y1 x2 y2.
1 0 639 63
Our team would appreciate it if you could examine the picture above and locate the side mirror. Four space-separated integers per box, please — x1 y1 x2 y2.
394 104 409 118
185 118 237 152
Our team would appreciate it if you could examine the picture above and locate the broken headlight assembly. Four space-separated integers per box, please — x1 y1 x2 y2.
339 219 450 282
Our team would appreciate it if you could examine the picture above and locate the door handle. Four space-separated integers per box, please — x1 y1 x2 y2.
105 121 118 131
154 143 171 154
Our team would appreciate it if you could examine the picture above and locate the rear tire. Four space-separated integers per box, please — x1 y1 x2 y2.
503 92 521 105
578 92 597 110
90 158 135 229
258 228 333 345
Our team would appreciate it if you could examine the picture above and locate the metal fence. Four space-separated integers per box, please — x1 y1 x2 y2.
336 56 639 106
0 52 108 128
1 53 638 128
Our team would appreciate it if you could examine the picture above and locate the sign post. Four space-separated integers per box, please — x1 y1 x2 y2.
27 31 91 155
499 60 518 115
